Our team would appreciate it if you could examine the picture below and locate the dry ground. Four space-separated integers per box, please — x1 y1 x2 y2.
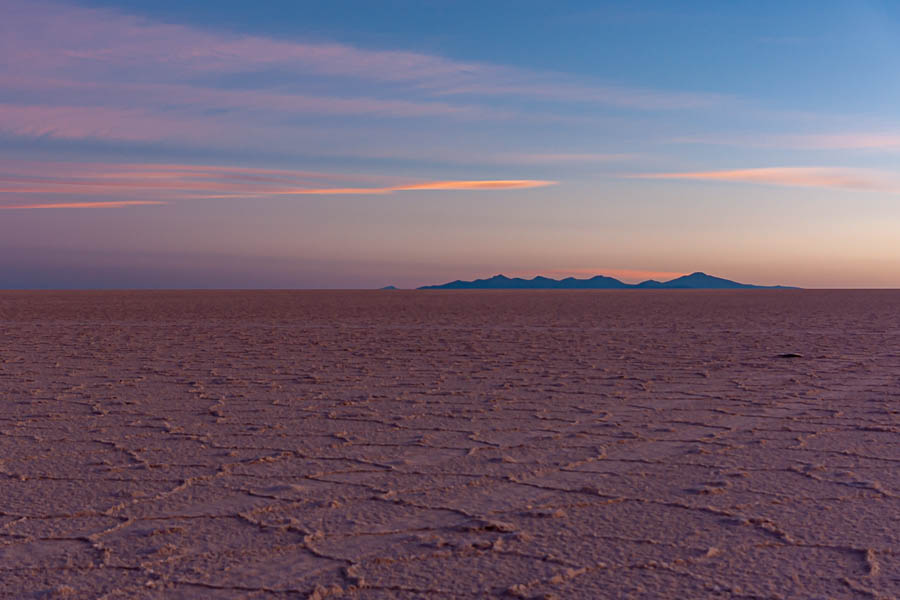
1 290 898 599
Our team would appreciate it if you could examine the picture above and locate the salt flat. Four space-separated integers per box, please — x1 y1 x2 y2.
1 290 898 599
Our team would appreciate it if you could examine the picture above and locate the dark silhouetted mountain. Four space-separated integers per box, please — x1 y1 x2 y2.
633 279 664 288
418 274 629 290
654 272 758 289
418 272 797 290
380 285 399 290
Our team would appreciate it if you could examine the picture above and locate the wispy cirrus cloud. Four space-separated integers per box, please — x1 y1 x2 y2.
0 159 556 209
0 104 227 143
632 167 900 192
0 0 726 150
245 180 556 197
0 97 510 148
492 152 637 165
0 0 714 116
392 180 554 191
0 1 488 87
432 82 726 110
0 200 166 210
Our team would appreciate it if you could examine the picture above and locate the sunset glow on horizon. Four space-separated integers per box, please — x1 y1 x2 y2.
2 0 899 288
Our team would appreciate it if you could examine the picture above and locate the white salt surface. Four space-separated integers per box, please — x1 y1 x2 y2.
0 290 898 599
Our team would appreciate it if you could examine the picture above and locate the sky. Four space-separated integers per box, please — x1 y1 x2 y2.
2 0 899 289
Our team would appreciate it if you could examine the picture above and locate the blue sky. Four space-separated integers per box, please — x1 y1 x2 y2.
1 0 899 287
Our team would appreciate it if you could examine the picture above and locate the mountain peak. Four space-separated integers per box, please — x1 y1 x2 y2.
417 272 796 290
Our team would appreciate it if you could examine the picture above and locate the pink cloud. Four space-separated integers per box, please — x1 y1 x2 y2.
1 200 166 210
0 104 238 143
0 100 506 149
210 180 557 196
632 167 900 192
0 160 400 184
393 180 556 191
0 159 557 208
1 3 485 86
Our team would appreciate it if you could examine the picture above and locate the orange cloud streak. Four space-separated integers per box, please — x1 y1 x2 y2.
0 159 558 208
278 187 396 196
279 180 557 195
396 180 556 191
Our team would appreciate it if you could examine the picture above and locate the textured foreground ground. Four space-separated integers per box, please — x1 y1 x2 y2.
1 290 899 599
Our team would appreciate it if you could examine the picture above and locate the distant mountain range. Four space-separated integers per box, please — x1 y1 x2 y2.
416 272 797 290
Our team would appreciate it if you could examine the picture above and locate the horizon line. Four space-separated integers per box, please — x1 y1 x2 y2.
4 287 900 291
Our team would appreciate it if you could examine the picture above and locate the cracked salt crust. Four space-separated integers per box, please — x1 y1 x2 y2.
0 290 898 598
